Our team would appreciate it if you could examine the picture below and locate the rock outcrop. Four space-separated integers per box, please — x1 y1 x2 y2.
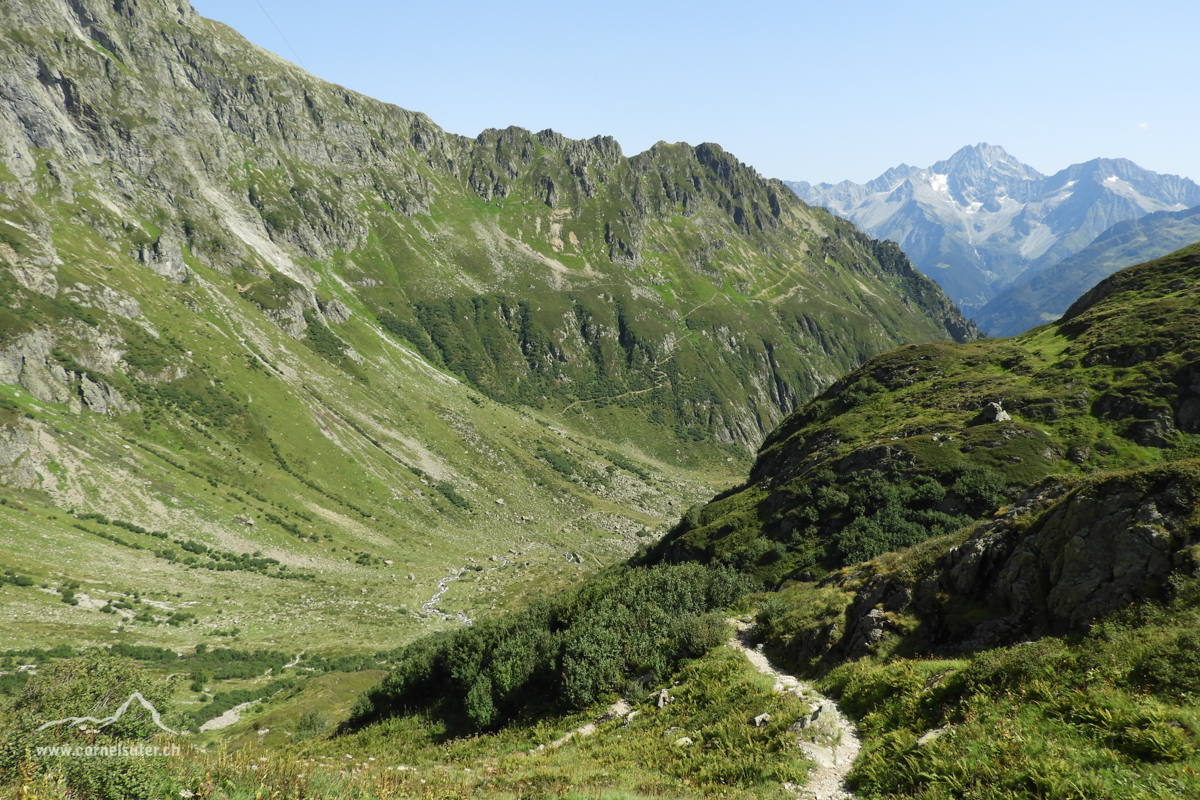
0 422 53 488
804 466 1199 662
0 328 138 415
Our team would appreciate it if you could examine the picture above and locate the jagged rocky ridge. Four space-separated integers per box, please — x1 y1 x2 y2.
0 0 976 458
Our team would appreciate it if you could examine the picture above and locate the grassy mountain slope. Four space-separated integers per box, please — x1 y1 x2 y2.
635 243 1200 797
975 204 1200 336
650 241 1200 584
1 0 975 454
230 253 1200 800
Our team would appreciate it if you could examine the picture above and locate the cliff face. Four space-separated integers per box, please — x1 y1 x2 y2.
0 0 976 454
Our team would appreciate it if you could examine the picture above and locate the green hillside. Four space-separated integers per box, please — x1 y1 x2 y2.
650 241 1200 584
328 244 1200 800
637 242 1200 797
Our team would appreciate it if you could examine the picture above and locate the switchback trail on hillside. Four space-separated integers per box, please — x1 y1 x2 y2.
728 620 861 800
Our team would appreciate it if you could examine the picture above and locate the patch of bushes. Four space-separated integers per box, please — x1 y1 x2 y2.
351 563 756 733
186 677 298 730
378 313 443 366
264 511 301 535
653 464 991 579
606 450 653 482
0 672 29 696
302 310 348 363
536 445 578 477
302 653 382 673
435 482 471 510
0 645 76 664
0 570 34 588
0 653 178 798
294 709 330 741
110 644 177 662
59 581 81 606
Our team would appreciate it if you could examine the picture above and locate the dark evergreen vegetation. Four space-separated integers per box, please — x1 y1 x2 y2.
351 563 755 732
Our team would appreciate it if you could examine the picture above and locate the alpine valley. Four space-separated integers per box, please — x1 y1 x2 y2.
2 1 1199 800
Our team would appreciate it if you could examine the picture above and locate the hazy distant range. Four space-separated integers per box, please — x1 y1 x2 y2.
787 144 1200 335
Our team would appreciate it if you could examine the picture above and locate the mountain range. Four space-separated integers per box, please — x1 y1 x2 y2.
975 203 1200 335
787 144 1200 317
5 0 1200 797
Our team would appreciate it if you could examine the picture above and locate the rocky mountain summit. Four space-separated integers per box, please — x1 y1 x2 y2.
788 144 1200 319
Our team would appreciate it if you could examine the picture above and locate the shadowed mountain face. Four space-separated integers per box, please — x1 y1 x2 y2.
974 204 1200 337
788 144 1200 318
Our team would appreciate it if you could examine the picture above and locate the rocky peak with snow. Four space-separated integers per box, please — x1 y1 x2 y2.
787 145 1200 316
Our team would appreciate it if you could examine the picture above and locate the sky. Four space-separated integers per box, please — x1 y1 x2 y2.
192 0 1200 185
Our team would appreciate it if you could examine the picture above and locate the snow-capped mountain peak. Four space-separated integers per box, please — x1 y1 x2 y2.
786 147 1200 313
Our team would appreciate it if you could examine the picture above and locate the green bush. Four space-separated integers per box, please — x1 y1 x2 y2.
537 446 578 477
1130 629 1200 697
352 563 755 732
952 464 1007 513
294 709 329 741
436 482 471 510
0 571 34 588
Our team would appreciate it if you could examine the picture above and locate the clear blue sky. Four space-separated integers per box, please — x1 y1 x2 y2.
192 0 1200 185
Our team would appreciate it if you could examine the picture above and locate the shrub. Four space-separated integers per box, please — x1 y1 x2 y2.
537 446 577 477
436 482 471 510
1130 629 1200 697
952 464 1006 513
294 709 329 741
352 563 756 732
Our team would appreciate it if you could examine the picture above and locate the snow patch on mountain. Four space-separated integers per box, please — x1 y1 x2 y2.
786 145 1200 315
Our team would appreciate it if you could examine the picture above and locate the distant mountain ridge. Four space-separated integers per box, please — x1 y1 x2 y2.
787 144 1200 316
974 204 1200 336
